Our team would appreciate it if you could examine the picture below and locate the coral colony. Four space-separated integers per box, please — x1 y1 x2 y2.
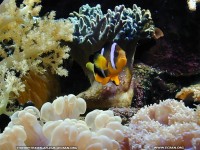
68 3 155 109
0 0 73 115
0 95 199 149
0 0 199 150
68 4 154 73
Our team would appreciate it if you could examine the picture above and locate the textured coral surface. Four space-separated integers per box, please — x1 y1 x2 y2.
126 99 200 149
0 0 73 115
0 94 125 150
0 96 199 150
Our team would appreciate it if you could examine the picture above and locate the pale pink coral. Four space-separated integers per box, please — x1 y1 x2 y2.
126 99 200 150
40 94 86 121
8 106 48 146
0 94 125 150
0 125 26 149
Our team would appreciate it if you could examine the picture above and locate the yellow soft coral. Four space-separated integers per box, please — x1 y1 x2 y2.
0 0 73 115
176 83 200 102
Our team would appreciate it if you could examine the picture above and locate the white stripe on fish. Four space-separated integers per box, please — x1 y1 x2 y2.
100 47 106 77
110 43 117 69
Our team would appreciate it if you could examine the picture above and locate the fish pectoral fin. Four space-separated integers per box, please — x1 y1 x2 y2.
111 75 120 85
86 62 94 73
95 74 110 85
94 54 108 70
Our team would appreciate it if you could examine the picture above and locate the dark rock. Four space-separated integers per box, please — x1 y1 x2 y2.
0 114 10 133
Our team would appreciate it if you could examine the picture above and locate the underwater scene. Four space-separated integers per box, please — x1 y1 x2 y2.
0 0 200 149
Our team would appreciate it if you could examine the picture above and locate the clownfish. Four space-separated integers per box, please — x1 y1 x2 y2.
86 43 127 85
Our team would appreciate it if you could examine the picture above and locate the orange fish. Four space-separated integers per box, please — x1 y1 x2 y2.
86 43 127 85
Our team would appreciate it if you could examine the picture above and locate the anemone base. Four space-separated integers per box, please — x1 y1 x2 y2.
78 68 134 109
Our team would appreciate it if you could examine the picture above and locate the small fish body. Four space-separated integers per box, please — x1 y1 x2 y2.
86 42 127 85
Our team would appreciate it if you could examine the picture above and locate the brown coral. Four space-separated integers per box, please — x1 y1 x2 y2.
18 71 60 108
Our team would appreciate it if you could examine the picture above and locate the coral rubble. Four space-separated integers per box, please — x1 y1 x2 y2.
0 0 73 115
109 107 138 125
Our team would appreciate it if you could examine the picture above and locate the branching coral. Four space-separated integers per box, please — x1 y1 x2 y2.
0 0 73 115
176 83 200 102
69 4 154 75
125 99 200 149
0 94 125 150
68 4 155 108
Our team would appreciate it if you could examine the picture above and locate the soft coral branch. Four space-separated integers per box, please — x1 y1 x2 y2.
0 0 73 115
